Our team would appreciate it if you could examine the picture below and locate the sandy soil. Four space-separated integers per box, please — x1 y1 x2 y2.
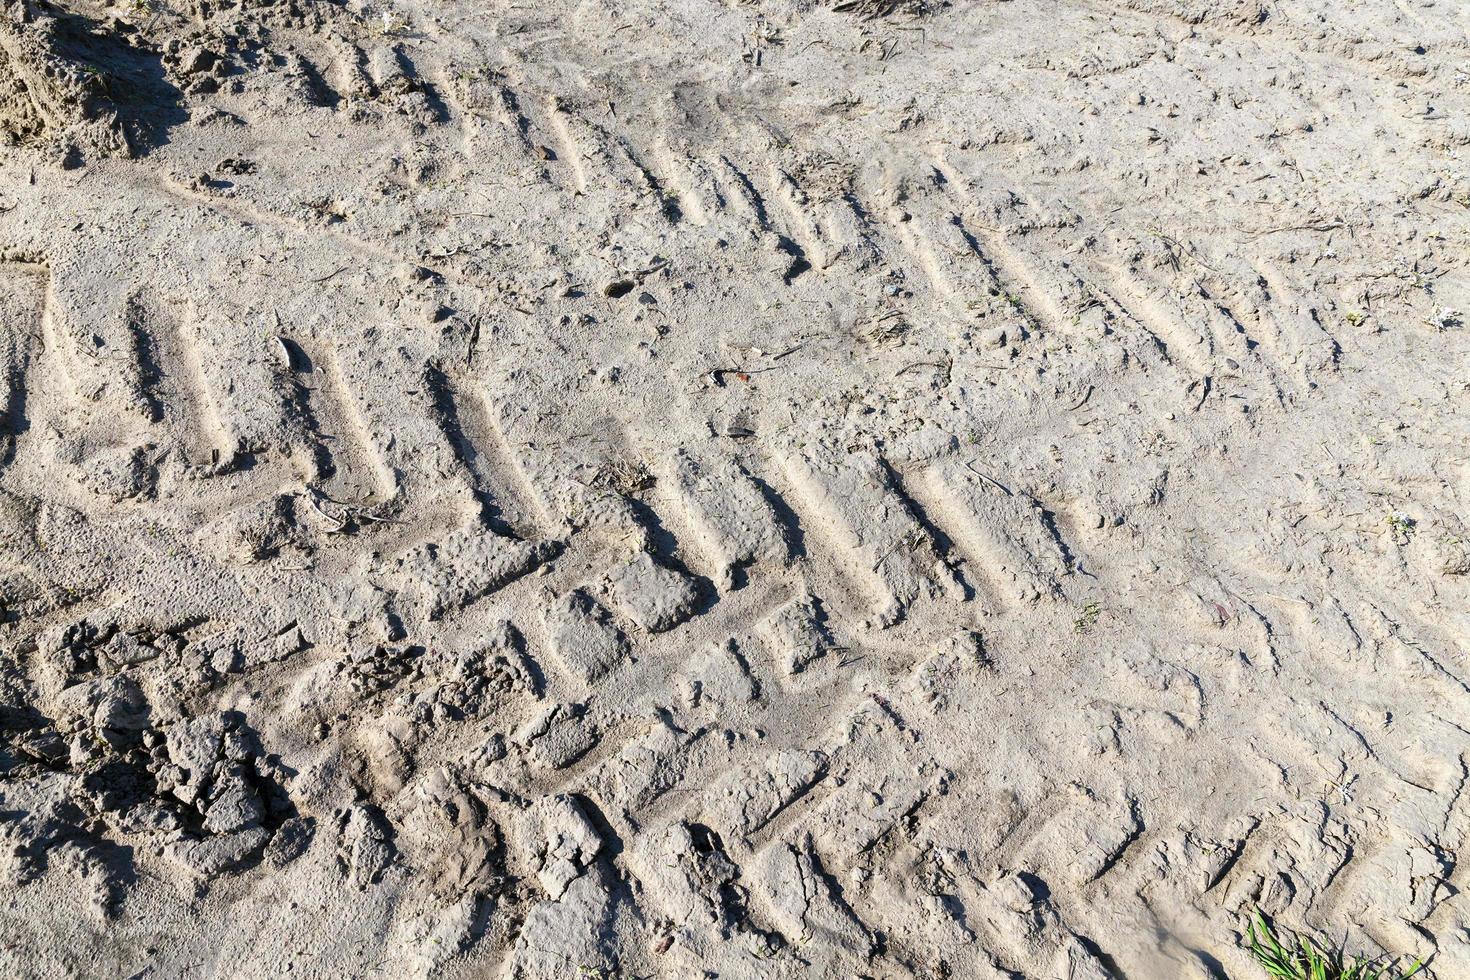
1 0 1468 975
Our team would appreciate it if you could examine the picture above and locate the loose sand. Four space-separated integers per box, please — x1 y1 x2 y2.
1 0 1468 975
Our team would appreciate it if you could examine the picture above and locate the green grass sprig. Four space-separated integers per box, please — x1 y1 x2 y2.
1244 910 1425 980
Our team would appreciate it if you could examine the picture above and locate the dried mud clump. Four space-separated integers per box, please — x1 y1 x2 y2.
0 0 182 164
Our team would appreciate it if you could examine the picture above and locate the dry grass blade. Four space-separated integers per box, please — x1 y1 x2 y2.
830 0 933 20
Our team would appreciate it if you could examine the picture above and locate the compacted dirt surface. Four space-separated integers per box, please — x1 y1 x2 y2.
1 0 1469 975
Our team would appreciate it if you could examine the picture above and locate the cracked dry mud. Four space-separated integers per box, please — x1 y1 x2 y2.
0 0 1468 976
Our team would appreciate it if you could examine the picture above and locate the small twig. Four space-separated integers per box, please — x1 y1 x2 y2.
466 319 481 367
1191 376 1211 411
895 358 950 378
306 495 348 534
631 258 670 280
1246 220 1346 240
964 461 1012 496
311 266 348 284
707 364 783 387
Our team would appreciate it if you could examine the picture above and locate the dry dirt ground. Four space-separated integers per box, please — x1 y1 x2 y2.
1 0 1468 976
